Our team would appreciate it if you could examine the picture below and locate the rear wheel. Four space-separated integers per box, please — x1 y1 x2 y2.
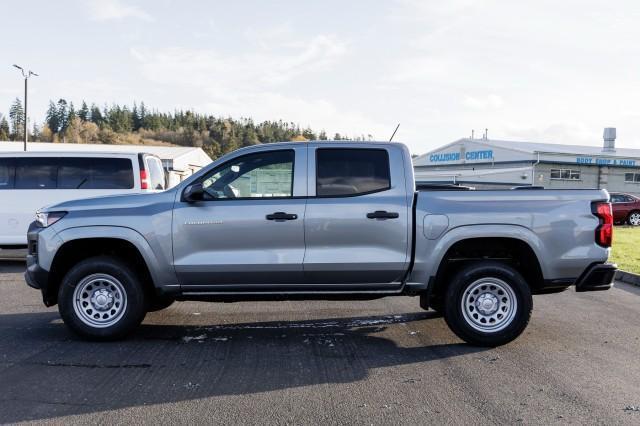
58 256 146 341
628 211 640 226
443 261 532 347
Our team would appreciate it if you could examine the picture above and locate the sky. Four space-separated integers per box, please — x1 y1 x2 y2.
1 0 640 156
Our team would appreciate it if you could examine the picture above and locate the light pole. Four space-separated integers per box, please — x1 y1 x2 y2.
13 64 38 151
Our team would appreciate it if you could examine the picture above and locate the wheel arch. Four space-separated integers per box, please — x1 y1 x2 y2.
46 226 171 306
412 225 546 309
429 236 543 310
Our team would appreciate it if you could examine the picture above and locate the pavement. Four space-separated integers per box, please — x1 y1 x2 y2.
1 261 640 425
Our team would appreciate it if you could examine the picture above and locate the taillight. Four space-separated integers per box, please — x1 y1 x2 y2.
140 170 149 190
592 201 613 247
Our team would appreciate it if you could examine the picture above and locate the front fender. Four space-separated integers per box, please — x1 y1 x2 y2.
54 226 179 289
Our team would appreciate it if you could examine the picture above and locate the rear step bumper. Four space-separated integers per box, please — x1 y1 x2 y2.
575 263 617 292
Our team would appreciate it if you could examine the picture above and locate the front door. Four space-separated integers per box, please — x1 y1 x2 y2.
303 146 411 286
173 147 307 288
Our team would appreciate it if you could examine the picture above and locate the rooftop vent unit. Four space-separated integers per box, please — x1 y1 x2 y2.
603 127 616 152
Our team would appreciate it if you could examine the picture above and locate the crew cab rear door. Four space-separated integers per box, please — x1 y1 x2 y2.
303 145 411 285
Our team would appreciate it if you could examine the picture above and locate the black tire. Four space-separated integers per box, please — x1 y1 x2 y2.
430 300 443 312
147 296 175 312
58 256 146 341
443 261 532 347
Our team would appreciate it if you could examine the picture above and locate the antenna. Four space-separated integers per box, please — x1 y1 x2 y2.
389 123 400 142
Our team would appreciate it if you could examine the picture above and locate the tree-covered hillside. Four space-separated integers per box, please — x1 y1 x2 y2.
0 98 373 159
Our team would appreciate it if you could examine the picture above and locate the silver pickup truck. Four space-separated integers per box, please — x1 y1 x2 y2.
25 141 616 346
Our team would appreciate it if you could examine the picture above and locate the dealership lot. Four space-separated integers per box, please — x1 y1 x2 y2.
1 261 640 424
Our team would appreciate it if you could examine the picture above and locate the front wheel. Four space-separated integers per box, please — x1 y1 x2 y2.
443 262 532 347
58 256 146 341
628 211 640 226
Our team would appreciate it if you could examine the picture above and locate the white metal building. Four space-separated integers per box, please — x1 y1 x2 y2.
413 128 640 195
0 142 212 187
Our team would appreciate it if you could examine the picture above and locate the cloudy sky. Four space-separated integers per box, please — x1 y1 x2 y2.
1 0 639 155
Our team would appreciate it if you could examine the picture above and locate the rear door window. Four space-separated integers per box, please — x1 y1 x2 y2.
15 158 58 189
0 158 14 189
316 149 391 197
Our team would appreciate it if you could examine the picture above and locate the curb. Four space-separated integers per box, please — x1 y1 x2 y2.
616 270 640 287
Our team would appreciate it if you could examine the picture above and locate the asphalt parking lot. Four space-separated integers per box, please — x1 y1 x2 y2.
1 261 640 425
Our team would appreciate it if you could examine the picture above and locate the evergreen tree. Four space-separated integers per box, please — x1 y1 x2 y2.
9 98 25 140
0 115 9 140
132 102 142 131
302 127 316 140
78 101 89 122
34 98 364 158
90 104 103 125
242 125 260 147
31 122 40 141
45 101 59 133
67 102 77 126
56 99 69 133
139 101 147 124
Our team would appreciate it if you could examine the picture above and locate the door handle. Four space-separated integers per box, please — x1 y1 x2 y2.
366 210 399 219
266 212 298 221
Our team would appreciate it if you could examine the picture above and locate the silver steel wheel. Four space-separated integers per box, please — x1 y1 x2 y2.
629 212 640 226
72 274 128 328
461 277 518 333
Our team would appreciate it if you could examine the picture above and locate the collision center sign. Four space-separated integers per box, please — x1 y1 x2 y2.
429 150 494 163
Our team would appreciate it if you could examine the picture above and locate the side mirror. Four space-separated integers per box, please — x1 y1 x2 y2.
183 183 205 203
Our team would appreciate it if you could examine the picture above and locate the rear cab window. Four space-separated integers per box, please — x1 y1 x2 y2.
316 148 391 197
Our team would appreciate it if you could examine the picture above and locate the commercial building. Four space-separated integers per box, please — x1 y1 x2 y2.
0 142 212 187
413 128 640 194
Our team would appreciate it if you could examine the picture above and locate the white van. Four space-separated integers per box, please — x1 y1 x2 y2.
0 151 166 246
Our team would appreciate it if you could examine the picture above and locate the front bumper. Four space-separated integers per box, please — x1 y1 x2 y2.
575 262 617 292
25 222 56 306
25 253 47 290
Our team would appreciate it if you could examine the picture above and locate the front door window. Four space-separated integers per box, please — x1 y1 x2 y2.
202 150 294 199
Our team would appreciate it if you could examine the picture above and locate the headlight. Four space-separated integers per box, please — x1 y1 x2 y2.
35 211 67 227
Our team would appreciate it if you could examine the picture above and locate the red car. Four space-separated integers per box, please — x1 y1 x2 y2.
610 192 640 226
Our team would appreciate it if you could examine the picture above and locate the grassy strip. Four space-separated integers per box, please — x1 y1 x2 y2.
610 226 640 275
